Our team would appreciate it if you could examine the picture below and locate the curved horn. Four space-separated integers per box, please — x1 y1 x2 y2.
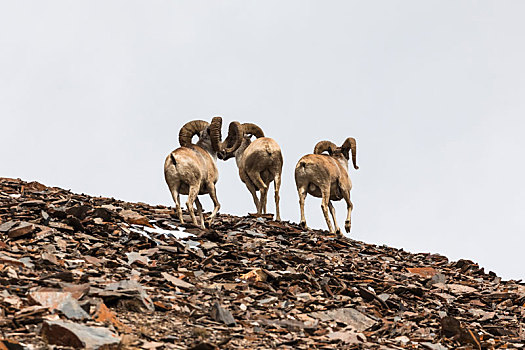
341 137 359 169
242 123 265 138
208 117 223 152
313 140 337 155
178 120 209 147
222 121 243 153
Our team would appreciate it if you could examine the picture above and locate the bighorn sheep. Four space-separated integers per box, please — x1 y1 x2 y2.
218 123 283 220
164 117 241 228
294 138 358 234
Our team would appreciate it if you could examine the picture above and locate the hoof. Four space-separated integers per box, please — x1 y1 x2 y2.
344 220 351 233
300 221 308 230
335 228 342 235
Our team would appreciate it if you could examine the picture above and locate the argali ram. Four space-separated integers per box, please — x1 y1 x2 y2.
218 123 283 221
294 138 358 234
164 117 242 228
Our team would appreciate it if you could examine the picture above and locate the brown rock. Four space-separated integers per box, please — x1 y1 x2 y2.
7 222 36 239
310 308 376 332
119 210 151 227
407 267 438 278
162 272 194 290
0 339 26 350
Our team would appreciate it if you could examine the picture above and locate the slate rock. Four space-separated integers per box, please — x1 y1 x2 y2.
57 295 90 320
0 339 27 350
309 308 376 332
162 272 194 290
210 302 236 326
104 279 154 312
41 320 120 349
7 222 36 239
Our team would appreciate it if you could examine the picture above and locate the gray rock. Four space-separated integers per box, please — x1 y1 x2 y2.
421 342 448 350
104 279 154 312
58 295 90 320
41 320 120 349
210 302 236 326
309 307 376 332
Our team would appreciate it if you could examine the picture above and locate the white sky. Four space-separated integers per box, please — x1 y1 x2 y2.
1 1 524 280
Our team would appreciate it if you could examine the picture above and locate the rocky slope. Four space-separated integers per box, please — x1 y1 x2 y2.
0 177 524 349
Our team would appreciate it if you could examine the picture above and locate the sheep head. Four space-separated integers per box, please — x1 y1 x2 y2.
313 138 359 170
208 117 243 157
218 122 264 160
341 137 359 170
178 117 242 156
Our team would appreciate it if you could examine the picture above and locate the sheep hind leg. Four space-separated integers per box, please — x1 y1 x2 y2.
249 171 267 215
206 182 221 227
297 185 308 229
328 201 341 235
342 190 353 233
186 186 199 226
169 184 184 224
261 189 268 214
274 172 281 221
260 178 271 215
195 197 205 229
243 176 260 215
320 187 335 233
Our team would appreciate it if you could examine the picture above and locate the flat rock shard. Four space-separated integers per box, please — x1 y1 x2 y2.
1 177 523 349
210 302 236 326
309 308 376 332
41 320 120 349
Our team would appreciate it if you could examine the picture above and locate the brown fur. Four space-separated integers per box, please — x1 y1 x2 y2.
164 145 220 228
238 137 283 220
164 119 235 229
295 145 356 234
220 135 283 220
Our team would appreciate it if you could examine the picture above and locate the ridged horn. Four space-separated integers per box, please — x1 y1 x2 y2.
341 137 359 169
242 123 265 138
209 117 223 152
222 121 243 153
178 120 209 147
313 140 337 155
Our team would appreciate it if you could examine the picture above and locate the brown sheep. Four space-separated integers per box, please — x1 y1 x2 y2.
294 138 358 234
218 123 283 220
164 117 241 228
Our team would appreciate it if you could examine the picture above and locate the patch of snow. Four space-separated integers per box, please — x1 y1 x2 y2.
129 224 196 242
185 239 201 250
143 225 195 240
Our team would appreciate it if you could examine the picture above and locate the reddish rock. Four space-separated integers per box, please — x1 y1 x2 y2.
406 267 438 278
7 222 36 239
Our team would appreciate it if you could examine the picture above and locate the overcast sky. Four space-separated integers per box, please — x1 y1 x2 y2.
1 1 524 280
